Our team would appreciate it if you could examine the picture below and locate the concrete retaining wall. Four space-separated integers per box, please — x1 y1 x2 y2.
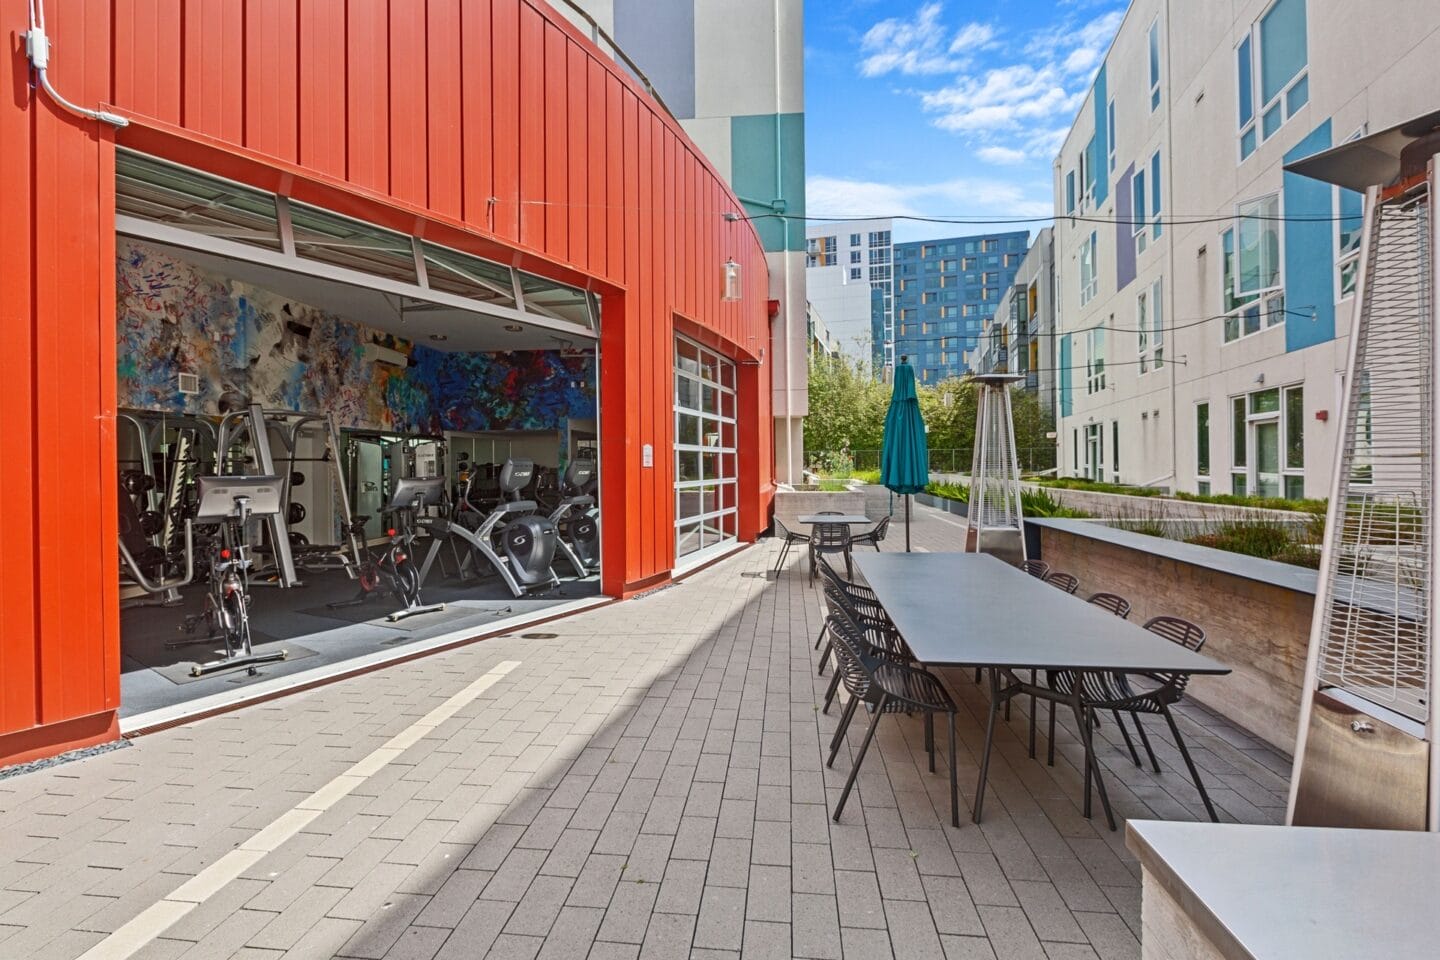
1033 519 1316 754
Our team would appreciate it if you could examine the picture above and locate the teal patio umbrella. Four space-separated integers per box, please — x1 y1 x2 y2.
880 357 929 552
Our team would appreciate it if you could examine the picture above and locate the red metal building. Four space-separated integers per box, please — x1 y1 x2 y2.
0 0 774 766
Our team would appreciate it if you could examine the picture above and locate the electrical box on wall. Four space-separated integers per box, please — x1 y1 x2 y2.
177 372 200 395
642 444 653 468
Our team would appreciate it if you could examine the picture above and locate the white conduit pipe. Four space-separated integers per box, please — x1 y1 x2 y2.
23 0 129 128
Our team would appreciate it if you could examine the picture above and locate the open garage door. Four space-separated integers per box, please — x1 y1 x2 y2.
113 152 606 724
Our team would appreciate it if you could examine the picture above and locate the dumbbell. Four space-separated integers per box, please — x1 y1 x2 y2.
290 471 306 487
287 502 306 525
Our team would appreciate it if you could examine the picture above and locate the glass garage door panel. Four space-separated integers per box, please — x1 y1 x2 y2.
674 336 737 560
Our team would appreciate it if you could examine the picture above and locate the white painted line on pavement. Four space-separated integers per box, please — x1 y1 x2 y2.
78 659 521 960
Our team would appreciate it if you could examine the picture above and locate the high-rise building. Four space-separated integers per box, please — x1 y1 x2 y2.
891 232 1030 383
804 220 895 370
1052 0 1440 497
564 0 808 481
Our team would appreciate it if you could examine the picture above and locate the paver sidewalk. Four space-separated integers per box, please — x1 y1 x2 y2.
0 500 1289 959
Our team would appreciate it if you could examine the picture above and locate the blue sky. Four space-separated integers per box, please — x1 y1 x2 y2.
804 0 1128 242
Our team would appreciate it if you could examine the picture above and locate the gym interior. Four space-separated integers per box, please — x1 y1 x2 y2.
115 152 606 720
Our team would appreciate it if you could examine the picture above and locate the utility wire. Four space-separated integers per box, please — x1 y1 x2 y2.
742 211 1358 227
885 306 1310 343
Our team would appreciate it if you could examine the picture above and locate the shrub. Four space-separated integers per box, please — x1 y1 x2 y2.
1174 490 1327 515
1037 477 1164 497
817 478 850 492
852 468 882 484
926 481 970 503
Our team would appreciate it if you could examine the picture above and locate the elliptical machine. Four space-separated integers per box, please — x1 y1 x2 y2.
549 459 600 577
421 458 560 598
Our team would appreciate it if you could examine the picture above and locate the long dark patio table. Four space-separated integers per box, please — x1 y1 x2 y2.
852 551 1230 827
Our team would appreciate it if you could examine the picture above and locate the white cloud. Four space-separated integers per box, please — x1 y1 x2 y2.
859 4 996 77
806 174 1053 222
920 64 1085 134
976 145 1029 166
855 4 1125 163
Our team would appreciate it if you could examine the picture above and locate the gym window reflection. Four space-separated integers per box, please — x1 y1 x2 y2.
674 336 737 560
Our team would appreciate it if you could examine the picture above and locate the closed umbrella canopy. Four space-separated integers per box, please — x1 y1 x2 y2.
881 359 929 550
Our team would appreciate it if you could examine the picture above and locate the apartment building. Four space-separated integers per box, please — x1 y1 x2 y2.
805 219 896 369
978 229 1059 413
893 232 1030 383
1053 0 1440 497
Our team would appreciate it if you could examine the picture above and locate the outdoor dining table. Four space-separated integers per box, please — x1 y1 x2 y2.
795 514 872 525
851 551 1230 829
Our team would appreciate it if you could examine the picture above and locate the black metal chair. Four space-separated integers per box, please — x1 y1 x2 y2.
772 519 810 574
1047 615 1219 823
1020 559 1051 579
849 515 891 552
825 607 959 827
809 520 852 584
1086 592 1132 619
815 561 907 713
1044 571 1080 594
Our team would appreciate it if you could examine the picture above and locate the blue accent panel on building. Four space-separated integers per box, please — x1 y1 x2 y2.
730 113 807 253
1283 119 1335 353
613 0 696 119
1091 65 1109 205
1059 334 1073 417
1115 163 1136 292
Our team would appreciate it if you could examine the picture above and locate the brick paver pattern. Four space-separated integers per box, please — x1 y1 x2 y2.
0 501 1290 959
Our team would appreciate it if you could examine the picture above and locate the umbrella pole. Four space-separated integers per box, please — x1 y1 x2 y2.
906 494 912 553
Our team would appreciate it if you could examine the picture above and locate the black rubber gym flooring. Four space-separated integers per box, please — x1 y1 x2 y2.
119 564 602 719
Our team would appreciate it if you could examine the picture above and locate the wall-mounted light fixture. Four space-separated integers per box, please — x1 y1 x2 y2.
722 259 742 301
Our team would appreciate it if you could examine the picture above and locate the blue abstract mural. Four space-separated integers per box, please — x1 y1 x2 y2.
116 239 596 433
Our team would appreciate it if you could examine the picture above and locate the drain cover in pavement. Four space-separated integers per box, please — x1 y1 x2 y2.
520 632 559 639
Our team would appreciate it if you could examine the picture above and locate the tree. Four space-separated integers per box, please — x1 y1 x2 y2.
804 359 1056 475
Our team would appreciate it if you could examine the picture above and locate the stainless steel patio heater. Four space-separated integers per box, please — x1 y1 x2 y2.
1285 110 1440 831
965 374 1028 566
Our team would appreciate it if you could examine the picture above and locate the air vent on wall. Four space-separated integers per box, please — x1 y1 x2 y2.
177 372 200 395
361 343 410 368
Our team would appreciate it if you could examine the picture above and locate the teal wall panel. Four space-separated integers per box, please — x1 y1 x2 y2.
1283 119 1335 352
730 112 806 253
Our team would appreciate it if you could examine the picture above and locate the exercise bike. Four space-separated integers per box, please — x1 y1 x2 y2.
179 476 290 677
549 459 600 577
419 458 560 598
329 476 447 622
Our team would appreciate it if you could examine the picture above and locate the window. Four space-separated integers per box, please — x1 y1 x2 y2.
1284 385 1304 498
940 259 957 272
1086 326 1106 394
849 233 861 246
983 239 999 253
1148 20 1161 111
962 256 977 270
849 250 861 264
1138 277 1164 372
1079 231 1098 306
1229 385 1301 497
1334 130 1366 300
1196 402 1211 482
849 267 862 281
805 235 837 267
674 337 737 562
1066 171 1076 214
962 304 977 317
922 292 937 304
1132 168 1148 255
1237 0 1308 159
1150 150 1163 240
1112 421 1121 481
868 230 891 246
1222 195 1285 343
1231 395 1247 495
1107 99 1117 172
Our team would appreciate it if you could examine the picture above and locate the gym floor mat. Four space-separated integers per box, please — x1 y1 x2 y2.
148 640 318 685
293 603 499 631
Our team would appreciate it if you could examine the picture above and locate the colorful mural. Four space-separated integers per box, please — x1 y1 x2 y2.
116 239 596 433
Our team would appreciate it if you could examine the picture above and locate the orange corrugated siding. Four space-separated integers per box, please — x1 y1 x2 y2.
0 0 773 764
